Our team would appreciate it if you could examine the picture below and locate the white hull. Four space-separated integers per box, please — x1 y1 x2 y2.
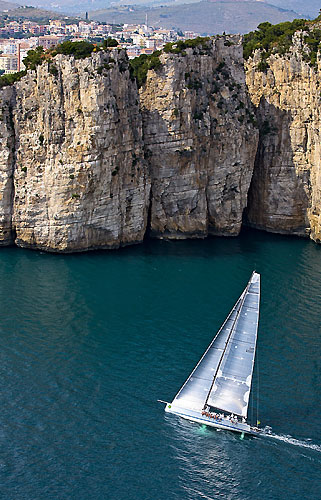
165 404 260 436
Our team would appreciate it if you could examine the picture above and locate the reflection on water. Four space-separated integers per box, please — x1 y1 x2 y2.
166 414 321 500
0 229 320 499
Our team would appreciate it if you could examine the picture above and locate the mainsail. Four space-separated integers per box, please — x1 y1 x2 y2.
171 272 260 418
207 272 260 417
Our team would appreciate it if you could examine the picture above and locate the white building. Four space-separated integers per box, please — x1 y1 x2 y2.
2 42 17 54
127 45 141 59
0 54 18 74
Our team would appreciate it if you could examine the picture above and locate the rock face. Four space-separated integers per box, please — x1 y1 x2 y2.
245 34 321 242
140 36 258 239
0 37 259 251
0 34 320 252
3 50 150 252
0 87 15 246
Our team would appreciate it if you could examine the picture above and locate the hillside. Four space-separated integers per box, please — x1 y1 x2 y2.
5 0 318 20
264 0 320 18
0 0 20 11
89 1 304 35
0 5 81 23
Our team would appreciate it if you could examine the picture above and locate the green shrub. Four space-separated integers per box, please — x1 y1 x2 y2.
129 50 162 88
96 65 108 74
193 111 203 120
303 29 321 66
23 46 45 70
261 120 271 135
49 63 58 76
0 70 26 88
212 83 219 93
103 38 118 48
243 19 306 60
52 41 95 60
164 37 210 54
257 59 269 72
187 79 202 90
119 61 128 73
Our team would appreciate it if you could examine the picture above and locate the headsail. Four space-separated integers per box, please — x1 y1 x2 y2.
171 291 246 412
207 272 260 417
170 272 260 418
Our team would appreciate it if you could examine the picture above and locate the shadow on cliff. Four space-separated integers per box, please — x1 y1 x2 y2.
141 105 212 241
244 96 310 237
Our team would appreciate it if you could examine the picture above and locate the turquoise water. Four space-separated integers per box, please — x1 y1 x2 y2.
0 229 320 499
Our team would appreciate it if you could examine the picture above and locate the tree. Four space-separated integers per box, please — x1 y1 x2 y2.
103 37 118 49
23 46 45 71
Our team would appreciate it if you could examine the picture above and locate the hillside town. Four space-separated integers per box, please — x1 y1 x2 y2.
0 18 199 73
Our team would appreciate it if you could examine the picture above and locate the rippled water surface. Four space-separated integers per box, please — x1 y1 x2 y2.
0 229 320 500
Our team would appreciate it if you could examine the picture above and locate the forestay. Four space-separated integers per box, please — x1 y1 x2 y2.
207 272 260 417
171 291 246 412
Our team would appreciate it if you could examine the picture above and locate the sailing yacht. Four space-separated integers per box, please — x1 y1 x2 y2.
163 271 261 436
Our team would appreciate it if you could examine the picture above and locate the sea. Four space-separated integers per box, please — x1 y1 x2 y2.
0 228 320 500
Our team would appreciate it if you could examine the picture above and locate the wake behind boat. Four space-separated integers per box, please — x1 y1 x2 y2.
161 271 261 436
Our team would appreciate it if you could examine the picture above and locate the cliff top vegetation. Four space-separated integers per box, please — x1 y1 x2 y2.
0 35 214 90
1 22 321 90
163 37 211 55
129 36 212 87
129 51 162 88
243 15 321 70
0 39 120 88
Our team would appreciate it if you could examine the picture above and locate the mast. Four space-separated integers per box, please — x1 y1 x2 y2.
202 272 254 411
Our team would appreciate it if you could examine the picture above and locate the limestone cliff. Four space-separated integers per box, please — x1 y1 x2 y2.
2 49 150 252
245 33 321 243
140 36 258 239
0 33 320 253
0 87 14 246
0 37 259 252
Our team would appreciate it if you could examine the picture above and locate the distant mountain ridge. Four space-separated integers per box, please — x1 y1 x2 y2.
5 0 319 19
265 0 320 18
0 0 20 11
89 1 304 35
0 4 81 22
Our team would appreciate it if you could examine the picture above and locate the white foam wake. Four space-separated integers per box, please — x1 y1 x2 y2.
262 427 321 453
